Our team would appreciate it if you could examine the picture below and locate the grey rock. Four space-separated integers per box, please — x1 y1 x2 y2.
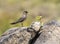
0 22 41 44
0 27 36 44
0 21 60 44
0 27 31 44
34 20 60 44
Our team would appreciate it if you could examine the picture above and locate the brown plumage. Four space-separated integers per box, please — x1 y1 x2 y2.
11 11 28 26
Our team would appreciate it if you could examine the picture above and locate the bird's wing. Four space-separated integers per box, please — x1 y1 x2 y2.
17 16 26 22
11 17 26 24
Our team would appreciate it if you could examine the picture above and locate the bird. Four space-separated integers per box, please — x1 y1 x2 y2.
29 16 43 32
11 11 28 27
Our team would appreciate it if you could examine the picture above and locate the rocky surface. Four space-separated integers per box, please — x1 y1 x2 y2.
0 20 60 44
0 21 41 44
0 27 34 44
34 20 60 44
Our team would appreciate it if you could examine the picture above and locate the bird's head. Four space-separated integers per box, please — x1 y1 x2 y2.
36 16 42 21
23 11 28 15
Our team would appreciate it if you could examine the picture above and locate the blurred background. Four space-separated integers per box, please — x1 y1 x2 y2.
0 0 60 35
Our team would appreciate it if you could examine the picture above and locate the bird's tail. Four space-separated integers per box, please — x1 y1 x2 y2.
11 21 19 25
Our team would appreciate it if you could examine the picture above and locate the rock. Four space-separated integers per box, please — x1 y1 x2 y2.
0 27 34 44
0 20 60 44
34 20 60 44
30 21 41 32
0 22 41 44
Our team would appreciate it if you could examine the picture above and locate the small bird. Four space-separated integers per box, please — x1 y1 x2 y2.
11 11 28 26
30 16 43 32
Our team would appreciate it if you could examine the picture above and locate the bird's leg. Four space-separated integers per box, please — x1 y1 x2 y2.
21 22 23 27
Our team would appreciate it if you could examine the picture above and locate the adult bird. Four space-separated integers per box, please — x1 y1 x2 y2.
11 11 28 27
